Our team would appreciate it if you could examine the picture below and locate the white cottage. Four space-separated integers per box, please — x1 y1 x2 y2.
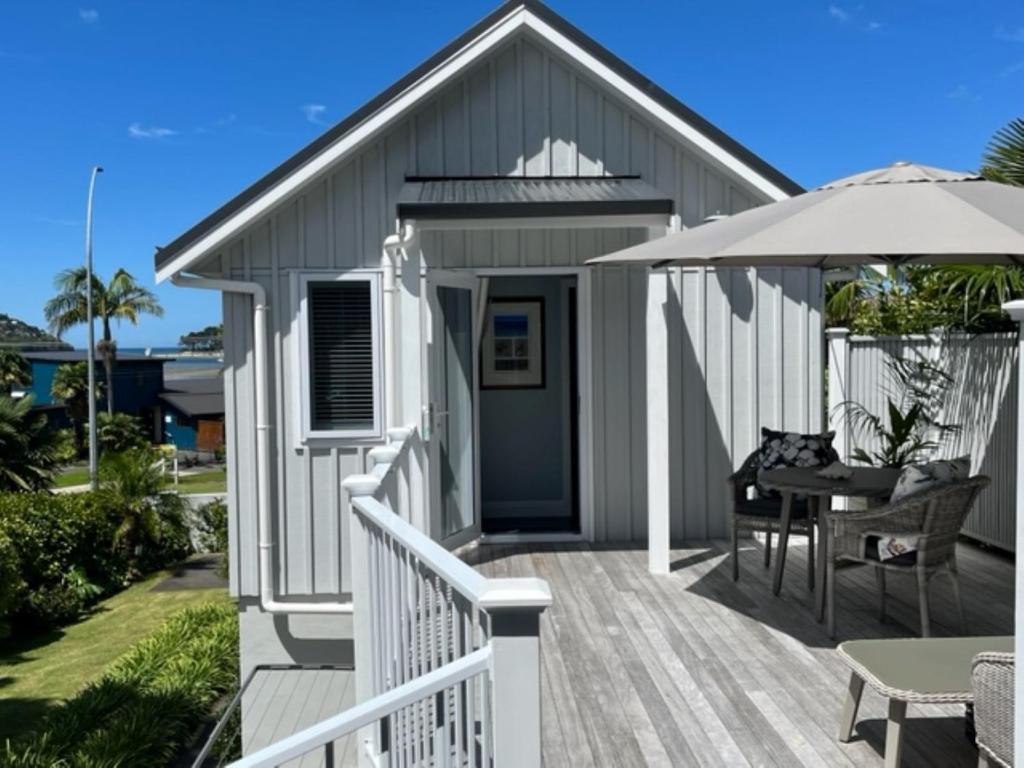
156 0 822 758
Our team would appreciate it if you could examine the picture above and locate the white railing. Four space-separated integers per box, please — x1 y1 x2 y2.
232 425 552 767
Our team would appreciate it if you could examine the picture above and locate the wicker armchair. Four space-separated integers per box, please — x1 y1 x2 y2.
973 651 1014 768
728 449 816 587
825 475 990 638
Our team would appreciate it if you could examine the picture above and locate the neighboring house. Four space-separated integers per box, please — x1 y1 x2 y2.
14 351 166 437
155 0 822 752
159 376 226 456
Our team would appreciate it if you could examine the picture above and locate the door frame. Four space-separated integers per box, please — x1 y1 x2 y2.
428 266 594 543
424 270 482 550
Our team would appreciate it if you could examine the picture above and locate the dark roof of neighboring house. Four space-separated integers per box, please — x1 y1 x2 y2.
23 350 162 363
159 391 224 417
398 176 674 219
154 0 803 273
160 376 225 416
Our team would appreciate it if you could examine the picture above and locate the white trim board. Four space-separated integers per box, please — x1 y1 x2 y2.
156 6 791 283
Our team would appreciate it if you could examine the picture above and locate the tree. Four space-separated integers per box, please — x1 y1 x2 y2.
51 362 99 455
0 395 61 491
0 350 30 393
44 268 163 415
98 448 167 562
981 117 1024 187
96 412 149 455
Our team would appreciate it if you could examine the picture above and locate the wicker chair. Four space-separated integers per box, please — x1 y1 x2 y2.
973 651 1014 768
728 449 816 588
825 475 990 638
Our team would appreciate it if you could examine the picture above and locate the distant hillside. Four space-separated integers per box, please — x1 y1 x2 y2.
0 313 71 350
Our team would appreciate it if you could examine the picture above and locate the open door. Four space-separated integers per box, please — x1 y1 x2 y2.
426 271 481 550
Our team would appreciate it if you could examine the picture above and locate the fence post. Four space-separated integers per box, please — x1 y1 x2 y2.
1002 300 1024 764
826 328 851 511
479 580 552 768
341 474 382 767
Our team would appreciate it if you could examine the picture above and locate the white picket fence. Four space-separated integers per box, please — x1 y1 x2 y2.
231 425 552 767
828 329 1019 551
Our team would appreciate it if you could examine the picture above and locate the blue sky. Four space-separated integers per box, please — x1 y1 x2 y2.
1 1 1021 348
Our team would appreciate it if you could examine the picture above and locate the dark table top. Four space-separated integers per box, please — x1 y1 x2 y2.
758 466 900 498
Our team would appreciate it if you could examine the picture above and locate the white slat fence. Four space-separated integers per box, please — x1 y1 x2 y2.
231 425 552 767
828 328 1019 551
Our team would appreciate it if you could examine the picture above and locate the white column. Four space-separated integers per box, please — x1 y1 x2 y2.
826 327 851 462
647 268 672 575
1003 299 1024 763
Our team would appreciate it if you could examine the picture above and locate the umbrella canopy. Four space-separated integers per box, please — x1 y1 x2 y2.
588 162 1024 268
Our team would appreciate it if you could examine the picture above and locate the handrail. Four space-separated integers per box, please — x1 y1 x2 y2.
229 647 492 768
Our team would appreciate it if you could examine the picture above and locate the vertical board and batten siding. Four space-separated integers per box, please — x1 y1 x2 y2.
832 333 1018 551
206 33 819 597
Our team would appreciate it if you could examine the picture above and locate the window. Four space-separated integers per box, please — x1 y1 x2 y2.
297 273 382 440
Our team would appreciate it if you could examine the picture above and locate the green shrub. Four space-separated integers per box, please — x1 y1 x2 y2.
96 413 148 456
194 499 228 554
0 491 192 632
1 601 238 768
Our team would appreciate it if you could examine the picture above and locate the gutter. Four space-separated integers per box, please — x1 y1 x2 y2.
172 273 352 615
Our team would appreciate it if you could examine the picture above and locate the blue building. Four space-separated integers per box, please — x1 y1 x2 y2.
159 377 225 455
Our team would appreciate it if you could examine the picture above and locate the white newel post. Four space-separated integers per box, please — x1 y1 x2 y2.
647 268 672 575
342 474 382 767
1003 300 1024 762
480 582 552 768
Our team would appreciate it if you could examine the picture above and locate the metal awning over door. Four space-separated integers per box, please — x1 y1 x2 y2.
397 176 674 230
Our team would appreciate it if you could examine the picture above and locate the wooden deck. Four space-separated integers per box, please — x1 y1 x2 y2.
463 537 1014 767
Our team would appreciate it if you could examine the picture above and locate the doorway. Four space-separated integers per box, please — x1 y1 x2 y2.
479 275 580 534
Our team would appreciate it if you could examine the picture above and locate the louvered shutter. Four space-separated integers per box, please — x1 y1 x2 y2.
307 280 377 432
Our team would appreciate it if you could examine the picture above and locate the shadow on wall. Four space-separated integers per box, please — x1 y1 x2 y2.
666 266 822 542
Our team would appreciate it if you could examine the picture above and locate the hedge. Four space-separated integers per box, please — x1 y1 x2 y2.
0 492 192 631
1 601 238 768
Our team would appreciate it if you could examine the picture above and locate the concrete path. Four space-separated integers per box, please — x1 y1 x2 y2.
151 554 228 591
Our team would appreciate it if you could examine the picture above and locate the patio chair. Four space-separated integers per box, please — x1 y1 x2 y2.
972 651 1014 767
826 475 990 638
728 449 815 587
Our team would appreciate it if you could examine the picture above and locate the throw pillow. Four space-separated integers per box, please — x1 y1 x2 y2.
755 428 838 498
889 456 971 503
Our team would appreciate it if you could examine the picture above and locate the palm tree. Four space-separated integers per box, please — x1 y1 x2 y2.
51 362 99 454
981 117 1024 187
0 350 30 393
98 448 165 560
44 268 163 415
0 395 61 490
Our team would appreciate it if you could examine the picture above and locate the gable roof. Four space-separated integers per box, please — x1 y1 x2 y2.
155 0 803 282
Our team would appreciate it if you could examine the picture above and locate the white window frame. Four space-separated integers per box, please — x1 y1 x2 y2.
293 270 384 444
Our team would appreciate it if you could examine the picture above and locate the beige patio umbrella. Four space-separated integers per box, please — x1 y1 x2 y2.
588 161 1024 268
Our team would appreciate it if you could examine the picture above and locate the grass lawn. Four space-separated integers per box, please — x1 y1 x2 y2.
53 465 90 488
165 468 227 495
0 568 231 740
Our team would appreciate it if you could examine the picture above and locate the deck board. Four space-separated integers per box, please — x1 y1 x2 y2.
465 538 1014 767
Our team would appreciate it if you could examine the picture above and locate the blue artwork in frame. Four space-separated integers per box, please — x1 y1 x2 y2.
481 298 545 388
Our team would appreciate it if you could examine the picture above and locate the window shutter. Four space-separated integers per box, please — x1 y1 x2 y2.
307 280 377 432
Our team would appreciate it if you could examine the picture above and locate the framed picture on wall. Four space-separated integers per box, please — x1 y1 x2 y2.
481 297 545 389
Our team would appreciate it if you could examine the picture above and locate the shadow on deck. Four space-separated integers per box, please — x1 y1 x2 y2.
462 537 1014 767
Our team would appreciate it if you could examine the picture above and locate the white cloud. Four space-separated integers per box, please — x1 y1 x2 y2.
828 4 850 22
79 8 99 23
866 20 882 32
300 103 327 125
946 84 980 102
1001 60 1024 76
128 122 178 139
995 26 1024 42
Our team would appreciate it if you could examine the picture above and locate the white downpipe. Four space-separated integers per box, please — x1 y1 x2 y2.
382 223 417 431
171 273 351 614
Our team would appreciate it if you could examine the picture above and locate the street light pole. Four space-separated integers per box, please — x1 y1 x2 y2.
84 165 103 490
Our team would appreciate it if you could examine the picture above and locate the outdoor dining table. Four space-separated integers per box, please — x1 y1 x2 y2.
758 466 901 619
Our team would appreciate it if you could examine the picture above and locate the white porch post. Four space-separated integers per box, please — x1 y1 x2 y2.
1003 299 1024 761
647 267 672 575
826 328 851 511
